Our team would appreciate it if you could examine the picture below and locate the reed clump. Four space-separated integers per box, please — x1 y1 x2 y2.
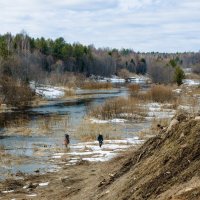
148 85 174 103
81 82 112 90
128 84 140 97
64 88 76 97
89 97 146 120
75 120 118 141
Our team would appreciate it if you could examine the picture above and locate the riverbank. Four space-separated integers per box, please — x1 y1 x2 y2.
1 81 200 199
1 114 200 200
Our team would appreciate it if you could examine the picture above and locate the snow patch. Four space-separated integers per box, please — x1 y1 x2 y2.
63 137 143 163
47 168 59 173
144 103 175 119
39 182 49 187
90 118 127 124
2 190 14 193
31 83 65 99
51 155 62 159
183 79 200 86
173 89 182 94
26 194 37 197
177 105 193 111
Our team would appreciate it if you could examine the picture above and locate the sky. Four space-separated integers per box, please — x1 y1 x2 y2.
0 0 200 52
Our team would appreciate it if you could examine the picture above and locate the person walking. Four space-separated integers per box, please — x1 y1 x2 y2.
97 133 104 148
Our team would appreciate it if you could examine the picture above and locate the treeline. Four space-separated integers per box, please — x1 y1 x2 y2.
0 32 148 79
0 32 199 81
0 32 199 107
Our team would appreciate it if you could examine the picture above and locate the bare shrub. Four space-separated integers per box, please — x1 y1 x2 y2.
0 76 35 107
148 60 175 84
43 72 86 88
117 68 131 79
192 64 200 74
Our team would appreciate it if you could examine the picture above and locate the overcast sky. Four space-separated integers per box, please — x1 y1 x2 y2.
0 0 200 52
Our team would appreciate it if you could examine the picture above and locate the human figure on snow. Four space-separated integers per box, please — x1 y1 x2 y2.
97 133 104 148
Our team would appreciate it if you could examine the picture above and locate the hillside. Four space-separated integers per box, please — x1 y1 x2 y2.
95 113 200 200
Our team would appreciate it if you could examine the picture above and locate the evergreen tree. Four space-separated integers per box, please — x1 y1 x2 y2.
174 66 185 86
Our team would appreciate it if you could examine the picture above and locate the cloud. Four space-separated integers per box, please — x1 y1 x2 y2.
0 0 200 52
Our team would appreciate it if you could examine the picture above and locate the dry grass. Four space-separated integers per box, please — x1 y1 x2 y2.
4 115 70 136
128 84 140 97
148 85 175 103
89 97 146 120
38 115 70 135
74 120 119 141
189 86 200 96
151 118 171 132
0 145 5 151
133 85 176 104
6 117 29 128
185 72 200 79
81 82 112 90
136 91 151 101
176 95 199 116
64 88 76 97
137 129 154 140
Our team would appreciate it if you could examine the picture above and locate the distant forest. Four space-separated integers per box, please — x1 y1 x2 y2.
0 32 200 107
0 32 200 85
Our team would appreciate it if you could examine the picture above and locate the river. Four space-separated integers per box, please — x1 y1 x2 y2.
0 88 151 180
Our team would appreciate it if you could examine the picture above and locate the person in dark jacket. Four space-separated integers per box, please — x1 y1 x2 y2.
97 134 104 147
64 134 70 148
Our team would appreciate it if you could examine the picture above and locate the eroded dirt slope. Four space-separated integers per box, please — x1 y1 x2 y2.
96 114 200 200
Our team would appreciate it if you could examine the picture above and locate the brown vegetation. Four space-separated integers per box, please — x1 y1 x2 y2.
81 82 112 90
127 84 176 103
90 85 176 120
0 76 35 107
74 120 118 141
90 97 146 120
94 113 200 200
64 88 75 97
192 64 200 74
128 84 140 97
148 84 175 103
117 68 132 79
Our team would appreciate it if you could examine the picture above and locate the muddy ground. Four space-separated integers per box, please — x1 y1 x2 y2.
0 153 128 200
1 114 200 200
